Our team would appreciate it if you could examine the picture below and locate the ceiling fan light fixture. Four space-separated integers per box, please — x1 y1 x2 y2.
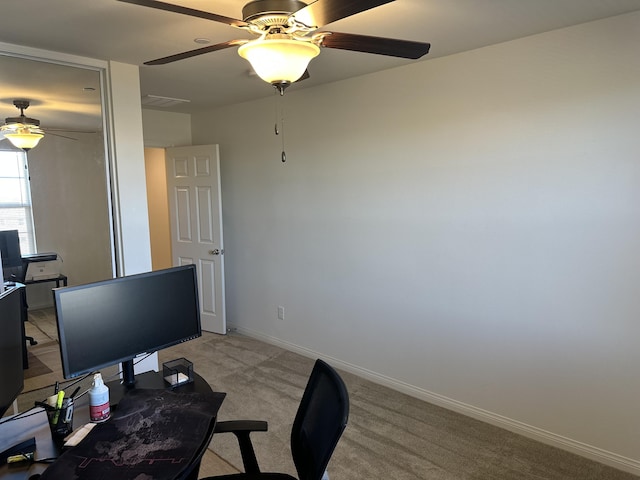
238 36 319 85
3 129 44 151
2 100 45 151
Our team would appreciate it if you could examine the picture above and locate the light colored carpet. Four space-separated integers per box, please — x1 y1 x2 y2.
23 320 62 392
158 333 640 480
22 308 640 479
24 350 52 379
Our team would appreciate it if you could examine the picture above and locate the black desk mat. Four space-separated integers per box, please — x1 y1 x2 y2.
40 388 225 480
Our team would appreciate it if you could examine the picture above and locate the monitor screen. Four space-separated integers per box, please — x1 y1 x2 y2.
54 264 201 384
0 230 23 281
0 286 24 417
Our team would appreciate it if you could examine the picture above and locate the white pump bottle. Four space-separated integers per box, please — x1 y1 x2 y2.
89 372 110 422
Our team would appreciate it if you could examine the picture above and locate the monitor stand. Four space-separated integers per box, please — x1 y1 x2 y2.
105 369 211 408
121 359 136 387
106 370 166 406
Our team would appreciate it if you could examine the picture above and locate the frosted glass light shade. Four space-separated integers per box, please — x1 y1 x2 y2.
238 38 320 84
4 131 43 151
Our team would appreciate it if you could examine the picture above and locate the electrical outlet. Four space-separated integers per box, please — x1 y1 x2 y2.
277 306 285 320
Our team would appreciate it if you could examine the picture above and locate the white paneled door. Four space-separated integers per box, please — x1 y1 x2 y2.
165 145 226 334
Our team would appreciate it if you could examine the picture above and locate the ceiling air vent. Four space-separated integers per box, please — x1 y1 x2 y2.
141 95 190 108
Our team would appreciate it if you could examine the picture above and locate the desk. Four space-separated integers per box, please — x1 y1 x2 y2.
24 275 67 289
0 371 224 480
0 409 55 480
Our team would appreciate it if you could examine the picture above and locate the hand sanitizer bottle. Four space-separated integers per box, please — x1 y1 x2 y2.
89 373 110 422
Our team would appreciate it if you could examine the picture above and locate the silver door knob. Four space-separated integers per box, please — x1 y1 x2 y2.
209 249 220 255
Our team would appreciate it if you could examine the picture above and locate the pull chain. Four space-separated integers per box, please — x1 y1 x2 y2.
280 99 286 163
273 89 279 136
273 87 286 162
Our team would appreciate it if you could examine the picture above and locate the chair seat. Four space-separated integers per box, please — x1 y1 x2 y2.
207 474 297 480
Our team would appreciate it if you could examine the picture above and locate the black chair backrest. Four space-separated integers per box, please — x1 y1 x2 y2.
290 359 349 480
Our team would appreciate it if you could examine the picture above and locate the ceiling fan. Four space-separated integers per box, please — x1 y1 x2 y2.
0 100 86 151
118 0 431 93
0 100 47 151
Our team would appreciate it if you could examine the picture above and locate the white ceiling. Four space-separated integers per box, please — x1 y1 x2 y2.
0 0 639 130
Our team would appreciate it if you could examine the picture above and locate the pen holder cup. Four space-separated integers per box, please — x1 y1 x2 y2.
47 398 74 438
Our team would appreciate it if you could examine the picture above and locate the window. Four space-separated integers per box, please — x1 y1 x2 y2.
0 150 36 254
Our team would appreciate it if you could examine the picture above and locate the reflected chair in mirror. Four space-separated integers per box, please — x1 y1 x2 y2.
203 358 349 480
0 229 36 348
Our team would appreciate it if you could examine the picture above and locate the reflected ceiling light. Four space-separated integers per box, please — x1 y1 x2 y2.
3 129 44 151
238 35 319 94
1 100 45 151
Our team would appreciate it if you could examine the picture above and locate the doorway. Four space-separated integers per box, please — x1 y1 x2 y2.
145 145 226 334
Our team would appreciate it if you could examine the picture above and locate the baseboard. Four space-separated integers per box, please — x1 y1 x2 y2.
26 302 54 310
231 324 640 477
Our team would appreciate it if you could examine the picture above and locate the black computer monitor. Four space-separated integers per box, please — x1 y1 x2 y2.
0 230 23 281
53 264 201 386
0 286 25 417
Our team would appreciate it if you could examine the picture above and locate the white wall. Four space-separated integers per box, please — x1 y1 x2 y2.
108 61 152 276
144 147 172 270
27 132 112 307
190 12 640 473
142 109 191 148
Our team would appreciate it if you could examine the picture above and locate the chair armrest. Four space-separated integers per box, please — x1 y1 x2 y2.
214 420 268 434
213 420 268 473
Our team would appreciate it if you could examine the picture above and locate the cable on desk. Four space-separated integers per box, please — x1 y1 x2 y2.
0 406 42 425
102 352 155 384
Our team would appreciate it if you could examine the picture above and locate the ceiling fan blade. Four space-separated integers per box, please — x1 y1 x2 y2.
117 0 248 28
298 70 311 82
292 0 394 29
318 32 430 59
144 40 248 66
46 132 78 141
44 128 98 134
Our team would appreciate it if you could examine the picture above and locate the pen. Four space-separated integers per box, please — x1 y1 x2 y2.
70 387 81 399
54 381 59 395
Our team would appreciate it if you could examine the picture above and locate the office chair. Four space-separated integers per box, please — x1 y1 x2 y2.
203 359 349 480
6 263 37 347
15 265 37 347
15 270 37 347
